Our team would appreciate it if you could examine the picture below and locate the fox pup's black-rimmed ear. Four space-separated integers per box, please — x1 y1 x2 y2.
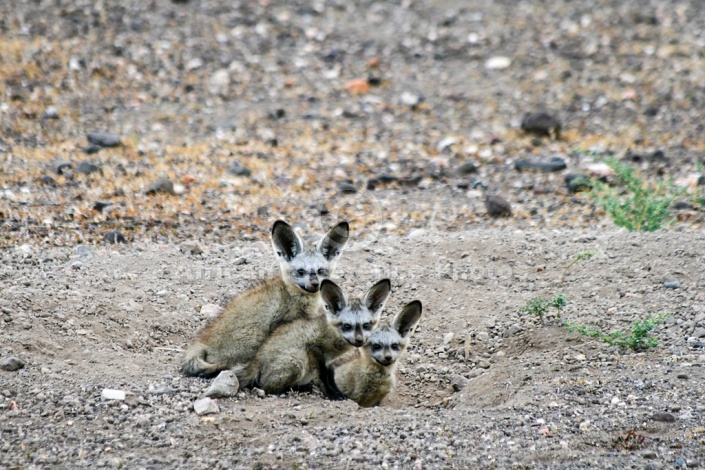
318 221 349 261
271 220 304 261
393 301 422 338
363 279 391 317
320 279 347 313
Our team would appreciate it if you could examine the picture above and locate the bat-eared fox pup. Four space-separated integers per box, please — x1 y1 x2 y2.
334 300 422 407
180 220 349 378
234 278 391 400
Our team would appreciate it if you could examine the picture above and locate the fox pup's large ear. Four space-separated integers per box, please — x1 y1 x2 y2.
317 221 349 261
320 279 347 313
271 220 304 261
393 301 422 338
363 279 391 318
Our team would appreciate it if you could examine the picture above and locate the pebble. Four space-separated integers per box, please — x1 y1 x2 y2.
181 240 205 255
101 389 126 400
208 69 230 96
503 324 522 338
75 245 94 257
651 412 676 423
201 304 223 319
485 56 511 70
205 371 239 398
150 385 176 396
338 182 358 194
77 161 102 175
44 106 59 119
400 91 422 107
104 230 127 244
476 332 489 342
70 261 83 270
228 161 252 176
664 281 680 289
55 162 73 175
443 333 454 345
451 375 469 392
1 357 25 371
437 137 456 152
520 112 561 138
85 144 102 155
514 156 567 173
485 194 512 217
565 173 592 193
87 132 121 148
455 162 478 175
691 327 705 339
146 178 175 195
193 397 220 415
37 175 56 186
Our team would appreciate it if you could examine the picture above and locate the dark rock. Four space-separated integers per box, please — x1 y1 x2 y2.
470 177 487 190
664 281 680 289
515 156 566 173
104 230 127 244
145 178 175 195
367 76 382 86
521 112 561 138
565 173 592 193
455 162 478 175
256 206 269 217
338 181 358 194
644 106 659 117
485 194 512 217
625 149 667 163
85 145 102 155
672 201 691 210
268 108 286 120
37 175 56 186
93 201 112 212
87 131 121 148
318 204 330 216
378 174 398 184
698 176 705 187
227 161 251 177
651 412 676 423
55 162 73 175
1 356 25 371
77 161 102 175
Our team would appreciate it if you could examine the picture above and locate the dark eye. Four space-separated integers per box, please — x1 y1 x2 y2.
391 343 399 351
342 324 352 331
362 323 371 331
297 269 305 276
317 268 326 275
372 343 382 351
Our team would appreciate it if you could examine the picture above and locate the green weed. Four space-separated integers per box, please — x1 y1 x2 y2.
519 294 566 322
565 313 670 351
590 158 681 232
559 250 597 287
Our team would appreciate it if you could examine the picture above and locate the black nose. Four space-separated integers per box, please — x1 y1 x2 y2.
354 338 364 346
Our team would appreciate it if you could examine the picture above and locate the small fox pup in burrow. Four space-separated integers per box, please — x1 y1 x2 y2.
234 278 391 400
333 300 422 407
180 219 349 378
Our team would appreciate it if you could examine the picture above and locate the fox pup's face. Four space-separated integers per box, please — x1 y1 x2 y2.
271 220 349 294
364 301 422 366
321 279 391 347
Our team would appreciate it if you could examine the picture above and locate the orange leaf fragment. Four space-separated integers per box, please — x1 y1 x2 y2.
345 78 370 95
181 174 198 185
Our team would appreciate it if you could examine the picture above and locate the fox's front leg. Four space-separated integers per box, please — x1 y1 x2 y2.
317 358 347 401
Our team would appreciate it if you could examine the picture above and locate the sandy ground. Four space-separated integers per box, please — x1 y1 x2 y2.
2 0 705 468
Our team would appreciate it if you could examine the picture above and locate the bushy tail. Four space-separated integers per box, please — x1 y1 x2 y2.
180 344 224 378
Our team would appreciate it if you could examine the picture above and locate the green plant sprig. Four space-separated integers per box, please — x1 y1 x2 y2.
565 313 670 351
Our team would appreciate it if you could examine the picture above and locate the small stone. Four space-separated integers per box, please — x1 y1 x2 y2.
101 389 126 400
400 91 423 107
451 375 469 392
75 245 93 257
87 132 121 148
437 137 456 152
565 173 592 193
205 371 239 398
664 281 680 289
104 230 127 244
455 162 478 175
85 145 102 155
634 380 645 390
70 261 83 270
407 228 426 239
1 357 25 371
208 69 230 96
227 161 251 176
651 412 676 423
193 397 219 415
691 327 705 339
338 181 358 194
586 162 615 178
514 156 566 173
55 162 73 175
477 359 491 369
93 201 112 212
146 178 175 195
485 56 511 70
476 332 489 342
443 333 454 345
44 106 59 119
181 240 205 255
201 304 223 319
521 112 561 138
77 161 102 175
485 194 512 217
37 175 57 186
150 385 176 395
574 354 586 361
503 324 522 338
